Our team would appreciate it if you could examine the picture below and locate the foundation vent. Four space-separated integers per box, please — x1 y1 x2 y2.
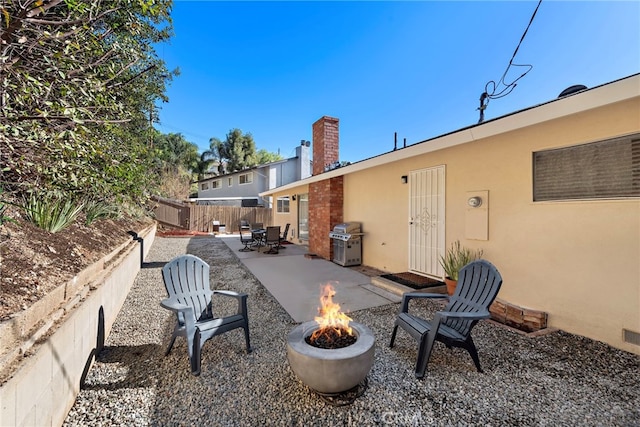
623 329 640 346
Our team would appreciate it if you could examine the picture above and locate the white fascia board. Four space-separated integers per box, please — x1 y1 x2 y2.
189 197 255 202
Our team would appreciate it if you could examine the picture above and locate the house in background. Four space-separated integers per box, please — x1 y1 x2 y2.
194 141 311 207
261 74 640 356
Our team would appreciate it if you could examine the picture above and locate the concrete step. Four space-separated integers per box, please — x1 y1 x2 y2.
370 276 447 297
360 284 402 303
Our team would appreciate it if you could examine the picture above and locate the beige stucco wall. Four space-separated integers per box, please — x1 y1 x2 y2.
270 184 308 243
342 97 639 354
266 91 639 354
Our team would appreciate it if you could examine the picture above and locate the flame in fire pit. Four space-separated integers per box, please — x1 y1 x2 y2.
309 284 354 346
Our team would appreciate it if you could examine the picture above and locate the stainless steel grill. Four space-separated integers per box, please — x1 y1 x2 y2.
329 222 363 266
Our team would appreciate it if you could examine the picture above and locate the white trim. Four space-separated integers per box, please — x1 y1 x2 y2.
239 172 253 185
276 196 290 213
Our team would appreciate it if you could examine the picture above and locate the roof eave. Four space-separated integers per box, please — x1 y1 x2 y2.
260 74 640 197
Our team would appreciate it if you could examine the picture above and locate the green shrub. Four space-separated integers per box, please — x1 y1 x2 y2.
84 200 119 225
22 193 84 233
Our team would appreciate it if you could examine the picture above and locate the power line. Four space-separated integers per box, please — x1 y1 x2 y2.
478 0 542 123
155 122 213 145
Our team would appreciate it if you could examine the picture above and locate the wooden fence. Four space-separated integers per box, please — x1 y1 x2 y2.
152 197 272 233
152 197 190 229
188 205 272 233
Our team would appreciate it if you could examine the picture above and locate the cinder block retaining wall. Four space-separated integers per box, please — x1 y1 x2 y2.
0 223 156 427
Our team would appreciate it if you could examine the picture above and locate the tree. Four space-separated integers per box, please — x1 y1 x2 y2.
256 148 283 165
193 153 215 181
153 132 199 173
0 0 175 209
203 137 225 174
211 129 256 173
205 129 282 174
150 131 198 199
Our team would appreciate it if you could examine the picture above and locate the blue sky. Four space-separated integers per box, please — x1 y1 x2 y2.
155 1 640 163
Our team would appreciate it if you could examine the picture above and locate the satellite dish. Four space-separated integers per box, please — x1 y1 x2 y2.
558 85 587 98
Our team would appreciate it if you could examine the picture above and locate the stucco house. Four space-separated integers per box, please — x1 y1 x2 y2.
194 141 311 207
261 74 640 355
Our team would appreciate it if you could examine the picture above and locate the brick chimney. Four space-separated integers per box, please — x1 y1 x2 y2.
309 116 343 260
312 116 339 176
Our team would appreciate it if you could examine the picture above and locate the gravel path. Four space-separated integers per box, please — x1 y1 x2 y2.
63 236 640 426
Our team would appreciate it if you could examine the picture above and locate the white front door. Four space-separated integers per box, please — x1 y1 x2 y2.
408 166 445 279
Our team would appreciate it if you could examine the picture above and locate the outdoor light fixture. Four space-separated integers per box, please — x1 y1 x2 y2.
401 175 408 184
467 196 482 208
292 195 297 201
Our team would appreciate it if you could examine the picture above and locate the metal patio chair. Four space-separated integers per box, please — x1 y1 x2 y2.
238 222 254 252
277 223 290 249
390 259 502 378
263 226 281 254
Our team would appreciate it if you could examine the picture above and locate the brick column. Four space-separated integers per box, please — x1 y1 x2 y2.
309 116 343 259
309 177 343 260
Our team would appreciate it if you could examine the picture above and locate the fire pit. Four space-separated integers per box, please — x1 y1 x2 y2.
287 284 375 398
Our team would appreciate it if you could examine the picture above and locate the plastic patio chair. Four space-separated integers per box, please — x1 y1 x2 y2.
161 254 252 375
389 259 502 378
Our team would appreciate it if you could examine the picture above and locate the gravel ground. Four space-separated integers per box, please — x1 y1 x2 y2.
63 236 640 427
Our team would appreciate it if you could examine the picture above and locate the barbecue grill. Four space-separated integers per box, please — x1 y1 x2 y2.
329 222 363 266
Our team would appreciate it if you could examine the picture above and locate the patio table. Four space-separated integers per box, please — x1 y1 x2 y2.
251 229 266 249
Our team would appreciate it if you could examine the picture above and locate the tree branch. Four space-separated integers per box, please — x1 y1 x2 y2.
24 7 120 27
6 115 131 124
25 0 66 18
106 64 157 89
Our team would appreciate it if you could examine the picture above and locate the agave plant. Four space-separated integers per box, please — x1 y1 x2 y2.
439 240 483 281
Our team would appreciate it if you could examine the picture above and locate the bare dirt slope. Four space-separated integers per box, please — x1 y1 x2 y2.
0 209 152 320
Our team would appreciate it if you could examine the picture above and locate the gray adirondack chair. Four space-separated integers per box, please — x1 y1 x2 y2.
390 259 502 378
161 254 251 375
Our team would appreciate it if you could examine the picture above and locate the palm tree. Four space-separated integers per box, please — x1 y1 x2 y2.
155 133 199 173
205 137 225 174
193 153 215 181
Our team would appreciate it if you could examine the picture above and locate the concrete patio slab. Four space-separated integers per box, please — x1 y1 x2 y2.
218 234 394 322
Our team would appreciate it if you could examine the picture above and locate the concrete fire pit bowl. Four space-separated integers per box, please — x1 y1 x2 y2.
286 321 375 394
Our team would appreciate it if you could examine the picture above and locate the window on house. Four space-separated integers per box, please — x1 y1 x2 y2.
228 177 233 187
201 182 209 190
211 180 221 189
239 173 253 184
277 196 290 213
533 134 640 201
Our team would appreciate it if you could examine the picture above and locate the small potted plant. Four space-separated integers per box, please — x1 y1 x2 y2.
439 240 483 295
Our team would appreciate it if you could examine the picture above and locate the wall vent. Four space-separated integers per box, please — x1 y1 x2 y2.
623 329 640 346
